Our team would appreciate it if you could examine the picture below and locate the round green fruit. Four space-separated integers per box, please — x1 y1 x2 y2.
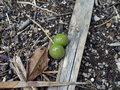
49 44 65 59
53 34 69 46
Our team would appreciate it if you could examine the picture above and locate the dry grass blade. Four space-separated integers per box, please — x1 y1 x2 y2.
17 1 57 15
43 71 58 74
14 56 26 79
12 57 26 81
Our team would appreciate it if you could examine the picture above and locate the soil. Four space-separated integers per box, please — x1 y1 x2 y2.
76 0 120 90
0 0 120 90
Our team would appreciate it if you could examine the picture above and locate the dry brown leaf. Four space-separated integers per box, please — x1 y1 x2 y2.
27 47 49 81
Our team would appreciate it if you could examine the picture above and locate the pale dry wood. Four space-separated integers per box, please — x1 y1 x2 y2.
12 56 31 90
42 74 50 81
12 56 38 90
43 71 58 74
0 51 5 53
15 56 26 79
12 57 26 81
0 81 87 88
18 19 31 30
48 0 94 90
108 42 120 46
68 0 94 90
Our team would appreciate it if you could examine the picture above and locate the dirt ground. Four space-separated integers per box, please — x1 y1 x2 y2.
76 0 120 89
0 0 120 90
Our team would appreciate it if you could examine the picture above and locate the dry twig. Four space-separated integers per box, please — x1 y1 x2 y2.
94 17 114 27
17 1 57 15
27 15 54 43
0 81 87 88
43 71 58 74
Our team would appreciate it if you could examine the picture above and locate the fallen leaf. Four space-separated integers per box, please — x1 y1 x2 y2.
27 47 49 81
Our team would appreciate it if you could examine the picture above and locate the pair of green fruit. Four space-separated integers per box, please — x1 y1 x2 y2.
49 34 69 59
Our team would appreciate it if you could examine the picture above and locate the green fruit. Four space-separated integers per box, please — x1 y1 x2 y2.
53 34 69 46
49 44 65 59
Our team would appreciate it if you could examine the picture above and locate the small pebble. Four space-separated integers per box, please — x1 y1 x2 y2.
99 65 104 68
105 50 108 54
102 33 105 36
85 78 87 81
116 62 120 72
41 4 49 8
114 54 118 59
88 69 92 72
115 81 120 86
97 85 101 89
95 66 98 69
94 15 100 21
110 70 113 73
82 73 89 78
108 88 112 90
62 0 67 4
98 63 101 65
105 82 109 87
90 78 94 82
101 85 106 89
91 49 97 54
116 36 120 39
102 71 106 75
111 24 115 27
105 64 109 67
103 62 106 65
114 47 120 52
118 52 120 54
100 15 105 19
91 40 98 45
85 62 89 66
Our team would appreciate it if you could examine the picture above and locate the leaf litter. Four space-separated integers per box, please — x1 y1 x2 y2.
27 47 49 81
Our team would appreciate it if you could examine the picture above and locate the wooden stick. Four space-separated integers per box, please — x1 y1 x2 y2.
48 0 94 90
0 81 87 88
12 56 38 90
18 19 31 30
68 0 94 90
